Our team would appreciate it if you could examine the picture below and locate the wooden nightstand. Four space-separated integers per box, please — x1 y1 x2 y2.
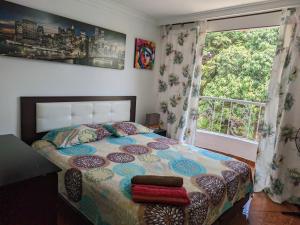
0 134 61 225
153 129 167 137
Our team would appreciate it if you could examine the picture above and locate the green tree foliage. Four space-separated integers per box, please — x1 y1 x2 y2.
198 27 279 139
201 27 279 101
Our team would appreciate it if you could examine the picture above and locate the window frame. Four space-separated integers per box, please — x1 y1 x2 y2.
207 11 281 32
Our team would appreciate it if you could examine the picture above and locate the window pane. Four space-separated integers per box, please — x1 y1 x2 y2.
198 27 279 140
201 27 279 102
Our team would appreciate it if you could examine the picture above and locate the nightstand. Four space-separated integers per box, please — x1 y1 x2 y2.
153 129 167 137
0 134 61 225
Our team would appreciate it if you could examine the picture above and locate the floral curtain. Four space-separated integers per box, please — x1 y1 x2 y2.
157 21 207 144
255 8 300 204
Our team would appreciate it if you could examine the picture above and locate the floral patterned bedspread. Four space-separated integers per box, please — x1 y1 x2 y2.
32 133 253 225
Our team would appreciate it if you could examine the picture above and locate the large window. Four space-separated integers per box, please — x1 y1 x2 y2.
198 27 279 140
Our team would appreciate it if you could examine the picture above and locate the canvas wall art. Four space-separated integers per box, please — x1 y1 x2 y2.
0 0 126 69
134 38 155 70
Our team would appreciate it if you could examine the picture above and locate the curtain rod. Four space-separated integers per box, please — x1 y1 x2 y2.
170 9 282 26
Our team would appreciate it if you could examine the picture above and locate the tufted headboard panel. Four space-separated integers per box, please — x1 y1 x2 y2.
20 96 136 144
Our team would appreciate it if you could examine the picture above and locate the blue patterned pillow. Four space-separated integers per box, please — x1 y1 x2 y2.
42 125 98 148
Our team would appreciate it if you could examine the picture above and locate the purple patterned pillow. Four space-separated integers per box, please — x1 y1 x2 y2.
113 122 138 135
104 122 153 137
85 124 112 140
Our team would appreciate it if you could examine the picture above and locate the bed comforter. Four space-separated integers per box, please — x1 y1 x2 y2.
32 133 253 225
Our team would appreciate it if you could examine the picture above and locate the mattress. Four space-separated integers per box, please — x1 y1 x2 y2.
32 133 253 225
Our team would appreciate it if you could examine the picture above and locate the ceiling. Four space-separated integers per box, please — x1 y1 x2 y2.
111 0 276 19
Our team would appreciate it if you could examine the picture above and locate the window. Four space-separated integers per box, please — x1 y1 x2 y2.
198 27 279 140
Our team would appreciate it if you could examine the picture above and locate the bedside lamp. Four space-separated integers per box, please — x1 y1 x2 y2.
145 113 160 130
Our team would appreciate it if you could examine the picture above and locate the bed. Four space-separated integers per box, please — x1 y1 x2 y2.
20 96 252 225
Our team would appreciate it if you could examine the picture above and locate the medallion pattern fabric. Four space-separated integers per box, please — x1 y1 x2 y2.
58 145 96 156
107 136 136 145
199 148 231 161
147 141 170 150
69 155 107 170
141 204 185 225
120 178 132 199
255 8 300 205
137 154 161 163
84 168 114 183
193 174 226 206
42 125 98 148
85 124 112 140
121 145 151 155
32 132 252 225
64 168 82 202
156 149 183 161
107 152 135 163
221 170 240 201
155 137 178 145
157 21 207 144
104 122 152 137
169 158 206 177
113 122 138 135
113 163 146 178
223 160 250 183
187 192 209 225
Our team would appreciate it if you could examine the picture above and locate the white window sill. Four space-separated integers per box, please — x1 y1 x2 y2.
195 129 258 162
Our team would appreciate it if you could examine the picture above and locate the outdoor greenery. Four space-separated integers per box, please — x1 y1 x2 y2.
197 27 279 139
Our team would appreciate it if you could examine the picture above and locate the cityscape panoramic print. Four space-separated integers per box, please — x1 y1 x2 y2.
0 1 126 69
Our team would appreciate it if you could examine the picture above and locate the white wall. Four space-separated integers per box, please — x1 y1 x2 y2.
195 130 258 161
0 0 160 136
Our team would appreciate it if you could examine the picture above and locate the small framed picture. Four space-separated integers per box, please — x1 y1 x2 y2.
134 38 155 70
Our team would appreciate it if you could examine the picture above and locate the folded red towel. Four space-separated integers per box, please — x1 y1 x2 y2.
132 194 190 205
132 184 188 198
131 184 190 206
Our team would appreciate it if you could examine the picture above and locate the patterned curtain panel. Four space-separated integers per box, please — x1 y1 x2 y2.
157 21 207 144
255 8 300 204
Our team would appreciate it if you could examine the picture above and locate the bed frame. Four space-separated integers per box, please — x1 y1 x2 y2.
20 96 250 225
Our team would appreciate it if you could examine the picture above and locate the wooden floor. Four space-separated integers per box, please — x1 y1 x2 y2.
226 192 300 225
57 192 300 225
251 193 300 225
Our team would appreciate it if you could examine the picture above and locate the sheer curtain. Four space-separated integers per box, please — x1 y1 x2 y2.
157 21 207 144
255 8 300 204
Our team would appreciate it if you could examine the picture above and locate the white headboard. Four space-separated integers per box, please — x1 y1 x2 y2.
21 96 136 144
36 101 131 132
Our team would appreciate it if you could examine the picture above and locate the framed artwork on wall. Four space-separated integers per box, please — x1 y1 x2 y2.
0 0 126 69
134 38 155 70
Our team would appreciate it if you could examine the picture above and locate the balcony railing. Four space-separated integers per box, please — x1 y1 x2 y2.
197 96 265 141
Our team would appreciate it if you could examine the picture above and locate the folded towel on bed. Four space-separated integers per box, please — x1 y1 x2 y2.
131 175 183 187
131 184 190 205
132 195 190 205
132 184 188 198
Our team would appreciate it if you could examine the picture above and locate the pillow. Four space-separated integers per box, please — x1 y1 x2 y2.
42 125 98 148
103 122 153 137
84 124 112 140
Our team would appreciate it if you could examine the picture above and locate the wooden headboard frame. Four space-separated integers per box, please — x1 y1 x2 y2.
20 96 136 144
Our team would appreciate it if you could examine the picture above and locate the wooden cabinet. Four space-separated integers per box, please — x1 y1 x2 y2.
154 129 167 137
0 135 61 225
